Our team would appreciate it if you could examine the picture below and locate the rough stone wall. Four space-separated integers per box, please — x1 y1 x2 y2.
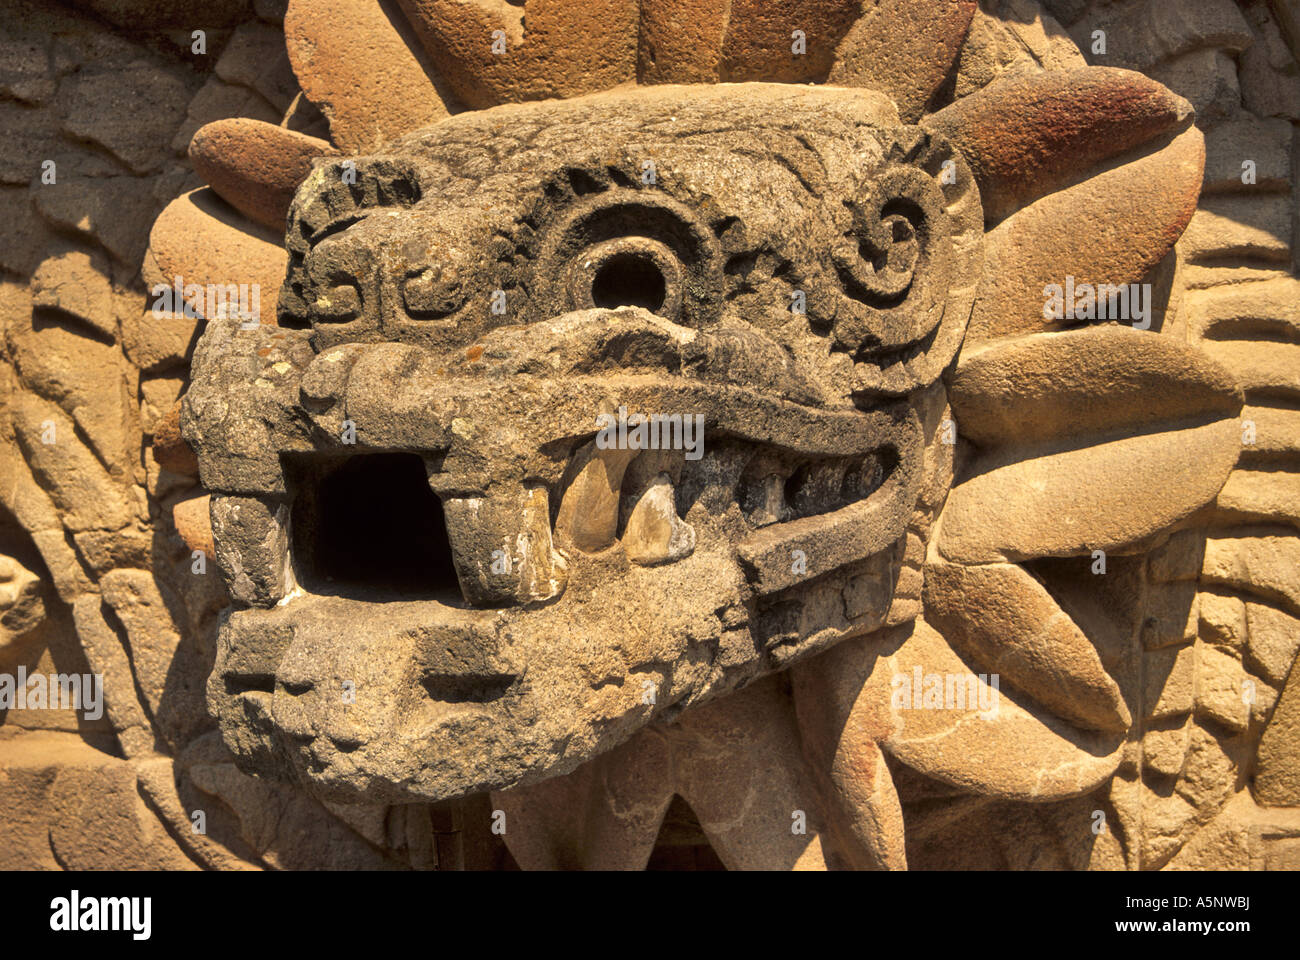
0 0 1295 870
0 0 477 870
900 0 1300 871
1069 0 1300 872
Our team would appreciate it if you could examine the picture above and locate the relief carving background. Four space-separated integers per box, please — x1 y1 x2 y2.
0 0 1297 870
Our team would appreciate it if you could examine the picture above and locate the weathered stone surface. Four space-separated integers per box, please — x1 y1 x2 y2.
209 495 292 606
140 376 184 433
939 418 1241 564
1145 720 1193 776
29 247 115 339
1217 471 1300 530
0 731 194 870
1198 591 1248 650
10 398 137 532
498 674 830 869
940 328 1241 564
1176 722 1239 812
1202 533 1300 612
152 399 200 477
1194 641 1251 733
8 300 136 481
967 125 1204 343
2 0 1294 874
830 0 976 120
1257 656 1300 805
0 24 56 105
1186 276 1300 340
926 67 1192 224
284 0 454 152
1239 0 1300 119
0 188 46 277
1151 529 1207 583
0 99 62 186
953 0 1083 99
948 327 1242 449
635 0 729 84
924 558 1130 731
1202 340 1300 394
254 0 287 21
1145 643 1196 720
714 0 862 84
1149 48 1243 124
173 493 215 558
144 188 287 316
1182 194 1294 263
121 309 204 375
214 20 299 113
1144 579 1201 651
1069 0 1252 70
29 163 163 267
1246 602 1300 687
1202 116 1293 193
101 568 211 749
400 0 639 108
872 619 1125 799
181 317 316 495
60 55 194 174
190 119 337 231
171 76 283 153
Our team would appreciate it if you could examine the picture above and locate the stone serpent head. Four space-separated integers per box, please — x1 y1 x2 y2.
160 0 1254 870
185 83 981 803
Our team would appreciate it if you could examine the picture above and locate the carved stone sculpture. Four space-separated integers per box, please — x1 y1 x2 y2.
1 0 1298 871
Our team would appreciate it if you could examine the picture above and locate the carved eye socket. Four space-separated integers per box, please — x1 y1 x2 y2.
592 253 665 311
533 190 722 328
567 236 684 319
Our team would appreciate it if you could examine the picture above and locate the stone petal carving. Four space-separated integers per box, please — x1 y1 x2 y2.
923 557 1130 733
143 188 287 317
188 119 338 231
284 0 454 152
948 326 1242 448
6 0 1296 874
967 125 1204 343
924 66 1194 223
399 0 640 108
877 619 1126 800
830 0 978 121
938 419 1242 563
939 328 1242 563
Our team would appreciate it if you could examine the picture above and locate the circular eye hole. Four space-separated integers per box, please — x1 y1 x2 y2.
591 252 666 312
568 236 684 319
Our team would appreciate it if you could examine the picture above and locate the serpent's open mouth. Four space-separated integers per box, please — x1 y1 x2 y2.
184 83 980 805
205 310 920 802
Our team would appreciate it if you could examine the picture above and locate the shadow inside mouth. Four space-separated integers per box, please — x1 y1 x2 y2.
735 446 897 528
284 451 463 601
420 672 517 704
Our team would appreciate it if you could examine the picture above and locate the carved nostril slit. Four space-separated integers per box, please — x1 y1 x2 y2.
420 672 517 704
590 253 667 312
224 673 275 697
288 452 460 599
